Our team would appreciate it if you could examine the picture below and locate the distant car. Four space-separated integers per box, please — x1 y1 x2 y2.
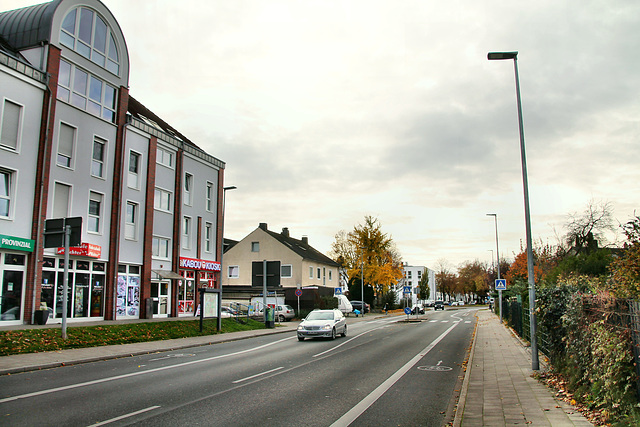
458 301 465 306
411 305 425 314
451 301 459 306
425 300 435 307
350 300 370 314
297 309 347 341
220 306 239 318
257 305 296 321
434 300 445 311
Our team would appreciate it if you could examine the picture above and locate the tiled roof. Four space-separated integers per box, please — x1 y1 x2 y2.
264 228 339 267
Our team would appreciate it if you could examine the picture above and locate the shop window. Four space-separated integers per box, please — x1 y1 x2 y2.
91 137 106 178
0 169 13 218
57 122 75 168
1 99 21 151
77 261 90 270
60 7 120 75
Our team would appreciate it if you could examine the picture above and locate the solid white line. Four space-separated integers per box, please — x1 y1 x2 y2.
330 322 459 427
232 367 284 384
88 405 161 426
0 336 294 404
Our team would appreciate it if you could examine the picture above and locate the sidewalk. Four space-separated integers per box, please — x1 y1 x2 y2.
454 309 593 426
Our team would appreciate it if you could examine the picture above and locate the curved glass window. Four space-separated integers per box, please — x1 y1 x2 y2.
60 7 120 76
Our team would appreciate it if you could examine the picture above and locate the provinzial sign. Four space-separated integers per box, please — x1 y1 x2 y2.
179 256 221 272
0 234 34 252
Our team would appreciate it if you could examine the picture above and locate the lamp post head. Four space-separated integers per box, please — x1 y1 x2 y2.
487 51 518 60
486 213 497 217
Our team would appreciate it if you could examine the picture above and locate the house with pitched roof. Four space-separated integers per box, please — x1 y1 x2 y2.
221 223 340 304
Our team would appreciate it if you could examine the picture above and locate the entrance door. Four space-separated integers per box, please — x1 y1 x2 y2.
151 282 169 317
1 270 23 321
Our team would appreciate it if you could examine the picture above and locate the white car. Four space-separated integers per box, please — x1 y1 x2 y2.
297 309 347 341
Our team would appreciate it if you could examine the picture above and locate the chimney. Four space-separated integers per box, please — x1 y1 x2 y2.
259 223 268 231
302 236 308 245
281 227 289 237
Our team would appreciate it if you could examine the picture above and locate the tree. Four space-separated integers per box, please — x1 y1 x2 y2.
330 216 403 304
435 259 457 301
608 215 640 298
565 200 616 253
457 260 488 301
504 245 543 287
418 268 430 301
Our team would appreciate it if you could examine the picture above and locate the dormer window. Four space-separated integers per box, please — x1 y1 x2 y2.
60 7 120 75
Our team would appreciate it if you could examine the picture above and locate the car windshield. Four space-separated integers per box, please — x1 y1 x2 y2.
306 312 334 321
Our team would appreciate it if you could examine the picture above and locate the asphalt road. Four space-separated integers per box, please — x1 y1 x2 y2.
0 308 476 426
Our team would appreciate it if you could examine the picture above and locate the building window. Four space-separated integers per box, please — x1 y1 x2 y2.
228 265 239 278
182 217 191 249
157 147 173 167
1 99 21 151
127 151 140 189
57 122 75 168
91 137 106 178
60 7 120 75
309 266 313 279
0 170 13 218
154 188 171 212
317 268 321 279
125 201 138 240
184 173 193 206
53 182 71 218
88 192 103 233
206 182 213 212
281 265 292 278
329 270 332 281
152 237 170 259
57 60 116 122
205 222 213 252
251 242 259 252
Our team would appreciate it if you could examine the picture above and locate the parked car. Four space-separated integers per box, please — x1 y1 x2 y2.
458 301 465 306
411 305 425 315
425 300 435 307
257 305 296 321
434 300 445 310
220 306 239 318
350 300 370 314
297 309 347 341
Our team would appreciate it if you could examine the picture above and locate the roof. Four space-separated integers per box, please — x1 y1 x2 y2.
262 226 339 267
0 1 61 50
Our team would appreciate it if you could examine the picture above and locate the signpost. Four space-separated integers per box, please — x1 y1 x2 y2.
295 287 302 318
495 279 506 323
44 217 82 339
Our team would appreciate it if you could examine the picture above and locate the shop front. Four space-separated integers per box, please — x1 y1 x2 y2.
41 242 104 321
0 234 34 324
178 256 220 317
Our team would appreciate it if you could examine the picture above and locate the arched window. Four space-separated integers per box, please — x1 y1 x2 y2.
60 7 120 75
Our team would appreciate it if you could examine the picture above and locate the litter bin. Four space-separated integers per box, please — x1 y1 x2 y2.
34 309 49 325
265 307 275 328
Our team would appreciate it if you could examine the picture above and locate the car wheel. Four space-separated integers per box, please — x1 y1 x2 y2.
341 325 347 337
331 328 336 340
298 336 304 341
278 314 285 322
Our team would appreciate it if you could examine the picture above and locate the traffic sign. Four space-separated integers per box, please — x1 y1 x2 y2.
295 289 302 297
334 287 343 296
403 286 411 293
495 279 507 290
404 307 412 315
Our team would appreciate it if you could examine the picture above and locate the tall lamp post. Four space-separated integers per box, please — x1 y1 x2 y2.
488 51 538 370
486 213 502 323
217 185 236 330
360 248 365 317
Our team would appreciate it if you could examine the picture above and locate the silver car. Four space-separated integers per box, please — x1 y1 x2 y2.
297 309 347 341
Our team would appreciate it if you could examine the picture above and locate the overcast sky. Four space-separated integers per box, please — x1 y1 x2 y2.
10 0 640 269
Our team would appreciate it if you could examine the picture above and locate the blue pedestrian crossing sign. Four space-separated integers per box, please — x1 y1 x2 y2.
334 287 343 296
495 279 507 290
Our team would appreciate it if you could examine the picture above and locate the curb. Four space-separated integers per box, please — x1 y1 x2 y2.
452 311 479 427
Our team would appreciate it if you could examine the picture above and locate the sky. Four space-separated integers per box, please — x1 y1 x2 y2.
8 0 640 269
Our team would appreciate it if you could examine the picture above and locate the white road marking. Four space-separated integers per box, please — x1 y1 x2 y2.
0 336 293 403
330 322 459 427
232 367 284 384
312 325 391 358
87 405 161 426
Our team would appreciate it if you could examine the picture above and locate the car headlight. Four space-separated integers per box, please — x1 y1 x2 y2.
297 325 305 331
322 324 332 330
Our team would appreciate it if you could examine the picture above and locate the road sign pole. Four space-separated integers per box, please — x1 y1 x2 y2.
61 225 70 340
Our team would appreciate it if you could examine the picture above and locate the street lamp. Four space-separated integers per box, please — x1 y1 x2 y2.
217 185 236 331
488 51 539 370
360 248 365 317
486 213 502 323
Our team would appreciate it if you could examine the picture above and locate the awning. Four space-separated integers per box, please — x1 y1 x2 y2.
152 269 183 280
